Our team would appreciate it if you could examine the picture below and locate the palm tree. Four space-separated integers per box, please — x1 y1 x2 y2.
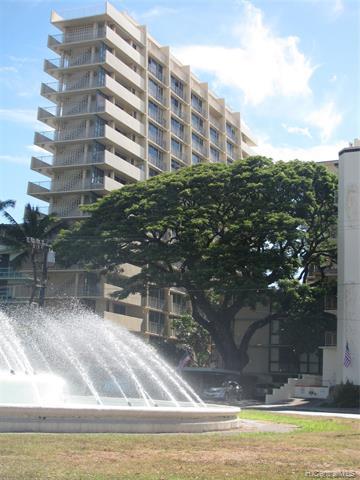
0 199 15 213
0 204 66 304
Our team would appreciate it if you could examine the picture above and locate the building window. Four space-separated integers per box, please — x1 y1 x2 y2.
148 310 165 335
148 100 164 125
210 146 220 163
148 57 164 82
113 303 126 315
226 122 236 140
171 96 183 119
171 117 184 139
148 145 164 170
192 133 204 154
148 287 165 309
148 78 164 103
171 75 185 99
191 113 204 135
172 293 187 315
149 168 159 177
148 122 164 147
171 159 182 171
171 138 183 158
192 152 201 164
210 127 219 145
191 92 203 114
226 141 234 158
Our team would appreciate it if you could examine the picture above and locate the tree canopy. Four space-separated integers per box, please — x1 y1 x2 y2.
55 156 337 371
0 204 65 303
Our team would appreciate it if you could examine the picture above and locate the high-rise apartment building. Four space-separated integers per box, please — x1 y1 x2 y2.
24 2 257 340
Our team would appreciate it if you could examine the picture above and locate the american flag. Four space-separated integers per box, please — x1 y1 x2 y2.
344 341 352 368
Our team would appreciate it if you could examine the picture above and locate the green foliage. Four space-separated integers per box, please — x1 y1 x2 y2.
331 381 360 408
172 314 211 367
55 157 337 370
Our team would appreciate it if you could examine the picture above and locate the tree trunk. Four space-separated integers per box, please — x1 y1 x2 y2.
29 251 38 304
190 296 279 373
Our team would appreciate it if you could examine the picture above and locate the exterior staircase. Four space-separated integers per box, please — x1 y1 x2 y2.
265 375 324 404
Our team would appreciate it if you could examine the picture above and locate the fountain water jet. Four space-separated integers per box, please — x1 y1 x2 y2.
0 304 240 433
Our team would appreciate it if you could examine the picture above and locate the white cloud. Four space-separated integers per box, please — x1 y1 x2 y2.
255 139 346 162
26 145 48 154
173 2 315 105
0 155 29 166
0 66 18 73
306 101 342 142
332 0 344 14
0 109 42 129
282 123 312 138
140 6 179 19
0 108 37 124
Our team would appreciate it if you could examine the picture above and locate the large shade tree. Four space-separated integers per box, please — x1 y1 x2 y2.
55 157 337 371
0 204 66 304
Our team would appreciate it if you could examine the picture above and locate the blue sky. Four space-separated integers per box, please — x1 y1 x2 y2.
0 0 359 221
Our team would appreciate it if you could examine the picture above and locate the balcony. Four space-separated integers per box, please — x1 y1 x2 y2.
171 84 186 101
148 320 165 336
104 311 143 333
148 109 166 127
44 50 145 91
44 50 105 75
171 147 187 162
148 64 165 84
210 117 223 131
192 123 207 137
148 154 165 171
48 27 105 49
38 99 144 136
241 141 256 158
31 151 144 182
148 85 166 106
192 103 207 119
171 105 188 122
192 142 207 157
324 331 337 347
148 132 167 150
27 175 123 199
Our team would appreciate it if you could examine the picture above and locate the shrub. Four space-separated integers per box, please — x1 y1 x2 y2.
330 381 360 408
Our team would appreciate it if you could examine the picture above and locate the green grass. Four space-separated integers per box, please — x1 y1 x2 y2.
0 411 359 480
239 409 351 432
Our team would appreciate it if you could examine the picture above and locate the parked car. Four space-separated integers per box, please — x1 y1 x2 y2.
202 380 243 402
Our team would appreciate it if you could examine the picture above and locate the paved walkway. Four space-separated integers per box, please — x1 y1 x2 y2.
242 398 360 419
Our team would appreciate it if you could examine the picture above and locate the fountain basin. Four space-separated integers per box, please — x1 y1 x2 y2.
0 402 241 433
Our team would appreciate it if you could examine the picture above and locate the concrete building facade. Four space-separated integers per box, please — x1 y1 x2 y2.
18 2 256 341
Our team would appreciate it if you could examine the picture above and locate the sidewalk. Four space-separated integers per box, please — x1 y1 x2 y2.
242 398 360 419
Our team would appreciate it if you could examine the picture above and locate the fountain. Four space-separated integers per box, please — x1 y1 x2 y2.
0 304 240 433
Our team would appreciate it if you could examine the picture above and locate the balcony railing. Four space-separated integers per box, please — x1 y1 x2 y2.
210 117 223 131
171 84 186 101
325 331 337 347
149 132 166 149
171 147 186 162
171 106 187 121
45 51 105 70
48 27 105 46
148 64 165 83
192 123 207 137
192 142 207 157
30 176 114 194
33 151 106 167
148 320 165 336
148 109 166 126
39 99 105 119
192 103 207 118
42 75 105 96
148 85 165 105
35 124 105 143
148 155 165 171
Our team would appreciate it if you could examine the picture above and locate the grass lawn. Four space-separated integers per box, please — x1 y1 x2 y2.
0 410 359 480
